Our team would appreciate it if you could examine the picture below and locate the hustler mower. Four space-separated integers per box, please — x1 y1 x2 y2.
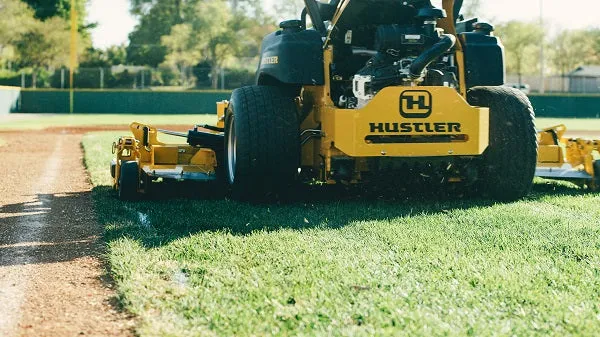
110 0 597 201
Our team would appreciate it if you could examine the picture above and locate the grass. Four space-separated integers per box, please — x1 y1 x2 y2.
535 118 600 131
0 114 215 130
83 131 600 336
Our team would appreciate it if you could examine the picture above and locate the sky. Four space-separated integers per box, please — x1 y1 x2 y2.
87 0 600 49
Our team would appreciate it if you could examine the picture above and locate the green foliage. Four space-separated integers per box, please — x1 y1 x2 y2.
495 21 544 82
0 0 36 46
106 45 128 65
549 29 599 76
0 0 88 88
13 16 71 87
222 68 255 89
126 0 190 66
159 0 254 89
80 45 128 68
21 0 85 21
127 0 274 86
161 24 199 69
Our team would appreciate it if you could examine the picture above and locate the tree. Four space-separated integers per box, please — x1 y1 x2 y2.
549 29 597 91
127 0 271 67
0 0 35 68
0 0 35 40
126 0 194 66
21 0 86 22
0 0 36 65
106 45 128 65
161 1 249 89
80 45 127 68
14 17 71 87
80 47 110 68
161 24 200 86
579 28 600 65
495 21 544 85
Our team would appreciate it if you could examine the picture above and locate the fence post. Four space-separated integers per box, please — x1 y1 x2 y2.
21 72 25 88
100 68 104 89
141 69 145 89
220 68 225 90
61 68 65 89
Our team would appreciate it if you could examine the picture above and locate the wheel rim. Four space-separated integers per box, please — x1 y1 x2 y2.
227 117 237 184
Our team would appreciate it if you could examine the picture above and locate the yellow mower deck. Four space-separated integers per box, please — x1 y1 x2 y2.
536 124 600 190
111 102 228 198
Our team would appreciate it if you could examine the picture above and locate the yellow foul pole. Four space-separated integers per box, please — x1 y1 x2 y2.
69 0 77 114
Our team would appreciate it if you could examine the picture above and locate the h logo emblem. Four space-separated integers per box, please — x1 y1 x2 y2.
400 90 432 118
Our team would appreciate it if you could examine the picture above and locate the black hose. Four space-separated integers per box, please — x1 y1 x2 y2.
453 0 463 21
303 0 327 36
301 8 308 30
409 34 456 79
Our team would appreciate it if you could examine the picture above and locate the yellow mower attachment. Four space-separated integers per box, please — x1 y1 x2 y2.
536 124 600 190
111 121 224 200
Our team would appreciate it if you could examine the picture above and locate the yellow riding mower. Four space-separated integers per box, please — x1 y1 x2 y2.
113 0 545 200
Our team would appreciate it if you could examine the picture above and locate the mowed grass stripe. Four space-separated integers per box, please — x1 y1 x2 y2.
83 131 600 336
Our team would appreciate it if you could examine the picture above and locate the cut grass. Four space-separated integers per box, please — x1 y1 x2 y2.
0 114 215 130
535 118 600 131
83 131 600 336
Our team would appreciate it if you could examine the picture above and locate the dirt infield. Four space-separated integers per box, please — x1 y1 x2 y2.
0 128 133 336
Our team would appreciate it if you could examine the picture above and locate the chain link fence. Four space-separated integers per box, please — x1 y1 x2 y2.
3 67 599 94
0 66 255 90
506 74 600 94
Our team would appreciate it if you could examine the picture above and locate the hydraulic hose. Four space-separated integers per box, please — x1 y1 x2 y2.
409 34 457 80
453 0 464 21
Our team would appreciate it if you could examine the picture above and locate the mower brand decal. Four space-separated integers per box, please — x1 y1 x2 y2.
369 122 462 134
261 56 279 65
400 90 432 118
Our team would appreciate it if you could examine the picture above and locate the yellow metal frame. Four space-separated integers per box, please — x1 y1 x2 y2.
537 124 600 189
301 10 490 183
324 86 488 158
112 122 218 192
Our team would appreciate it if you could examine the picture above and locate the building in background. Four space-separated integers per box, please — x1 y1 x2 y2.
568 65 600 94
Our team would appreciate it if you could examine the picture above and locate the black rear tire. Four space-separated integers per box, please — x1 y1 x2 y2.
224 85 300 200
467 86 538 201
119 161 140 201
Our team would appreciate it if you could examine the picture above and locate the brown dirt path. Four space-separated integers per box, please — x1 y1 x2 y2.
0 129 133 336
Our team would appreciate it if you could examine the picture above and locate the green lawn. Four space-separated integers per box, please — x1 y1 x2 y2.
83 131 600 336
0 114 215 130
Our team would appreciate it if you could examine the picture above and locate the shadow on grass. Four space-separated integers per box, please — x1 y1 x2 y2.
93 179 593 249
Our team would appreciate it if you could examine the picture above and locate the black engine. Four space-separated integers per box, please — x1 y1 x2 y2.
337 3 460 108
